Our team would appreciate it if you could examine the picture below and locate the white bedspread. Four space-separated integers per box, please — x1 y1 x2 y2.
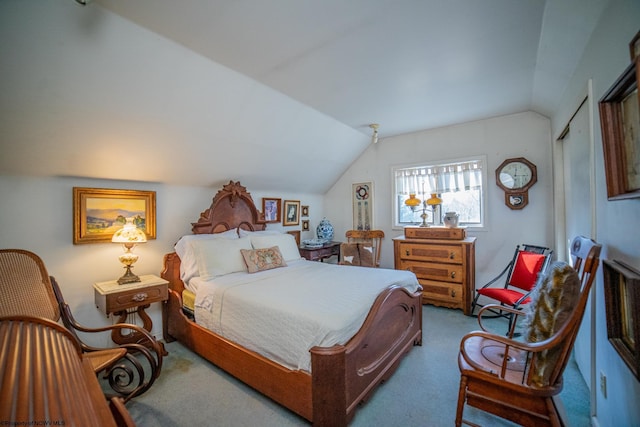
192 259 420 372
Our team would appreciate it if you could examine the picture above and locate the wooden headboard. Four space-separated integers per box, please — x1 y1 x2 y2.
191 181 266 234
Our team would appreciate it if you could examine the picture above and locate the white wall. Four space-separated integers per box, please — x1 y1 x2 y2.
0 175 322 346
324 111 554 288
550 1 640 426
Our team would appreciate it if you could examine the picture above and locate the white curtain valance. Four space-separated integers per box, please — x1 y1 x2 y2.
395 159 483 195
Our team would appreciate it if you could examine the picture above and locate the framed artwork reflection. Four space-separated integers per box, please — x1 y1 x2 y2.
262 198 281 223
599 61 640 200
603 259 640 381
73 187 156 244
283 200 300 226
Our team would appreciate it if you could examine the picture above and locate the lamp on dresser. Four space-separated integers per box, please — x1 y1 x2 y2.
112 217 147 284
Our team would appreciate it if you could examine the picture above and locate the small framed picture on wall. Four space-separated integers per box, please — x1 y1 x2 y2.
283 200 300 226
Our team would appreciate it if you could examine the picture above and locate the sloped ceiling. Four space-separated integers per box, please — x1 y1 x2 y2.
0 0 608 193
95 0 607 137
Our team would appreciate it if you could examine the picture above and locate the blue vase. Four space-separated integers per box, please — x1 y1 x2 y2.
316 218 334 242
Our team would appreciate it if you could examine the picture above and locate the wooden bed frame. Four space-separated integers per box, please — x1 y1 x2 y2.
161 181 423 426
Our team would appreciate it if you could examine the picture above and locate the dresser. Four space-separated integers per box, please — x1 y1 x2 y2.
394 227 476 314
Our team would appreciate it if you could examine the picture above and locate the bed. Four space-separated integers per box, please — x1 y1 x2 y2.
161 181 423 426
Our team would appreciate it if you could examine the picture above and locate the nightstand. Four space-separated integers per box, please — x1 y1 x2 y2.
94 274 168 355
299 241 341 262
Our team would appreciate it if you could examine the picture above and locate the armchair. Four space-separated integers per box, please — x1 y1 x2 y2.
0 249 163 402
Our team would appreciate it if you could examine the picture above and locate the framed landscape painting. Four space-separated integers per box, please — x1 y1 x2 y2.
73 187 156 244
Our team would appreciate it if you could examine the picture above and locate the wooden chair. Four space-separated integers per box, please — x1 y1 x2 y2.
470 244 552 331
340 230 385 267
0 249 163 402
456 236 601 427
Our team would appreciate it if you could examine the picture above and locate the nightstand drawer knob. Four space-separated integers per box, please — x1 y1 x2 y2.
450 272 456 279
132 292 148 302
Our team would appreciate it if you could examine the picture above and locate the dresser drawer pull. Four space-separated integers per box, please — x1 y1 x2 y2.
449 252 455 259
405 250 410 256
450 272 456 279
451 290 456 297
132 293 148 302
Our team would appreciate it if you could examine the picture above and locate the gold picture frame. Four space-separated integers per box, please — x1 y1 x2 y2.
282 200 300 226
262 198 281 223
598 61 640 200
302 220 310 231
603 259 640 381
301 205 309 217
73 187 156 244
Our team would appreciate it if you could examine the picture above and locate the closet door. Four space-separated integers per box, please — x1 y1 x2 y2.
559 95 595 394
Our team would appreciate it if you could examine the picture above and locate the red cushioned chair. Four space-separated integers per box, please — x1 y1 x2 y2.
470 244 552 333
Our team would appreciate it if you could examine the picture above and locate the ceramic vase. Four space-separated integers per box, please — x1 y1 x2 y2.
316 218 334 242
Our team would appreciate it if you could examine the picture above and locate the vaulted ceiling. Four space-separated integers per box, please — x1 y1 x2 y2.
95 0 607 139
1 0 609 193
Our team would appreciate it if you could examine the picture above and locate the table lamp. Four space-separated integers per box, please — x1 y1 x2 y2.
111 217 147 285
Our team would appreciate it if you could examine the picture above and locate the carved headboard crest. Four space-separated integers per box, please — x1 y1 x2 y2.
192 181 266 234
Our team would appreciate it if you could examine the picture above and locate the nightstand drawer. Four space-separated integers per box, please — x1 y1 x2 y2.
104 284 167 313
94 274 168 315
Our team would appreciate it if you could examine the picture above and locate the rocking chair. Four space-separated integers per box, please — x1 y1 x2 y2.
456 235 601 427
0 249 163 402
470 243 552 332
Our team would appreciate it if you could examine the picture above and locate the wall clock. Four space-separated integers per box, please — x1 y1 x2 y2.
495 157 537 210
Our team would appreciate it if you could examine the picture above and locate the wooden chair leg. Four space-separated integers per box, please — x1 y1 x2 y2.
455 375 468 427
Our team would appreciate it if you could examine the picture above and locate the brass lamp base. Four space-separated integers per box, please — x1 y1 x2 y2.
117 265 141 285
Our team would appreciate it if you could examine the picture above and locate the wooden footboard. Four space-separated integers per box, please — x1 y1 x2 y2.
162 252 422 426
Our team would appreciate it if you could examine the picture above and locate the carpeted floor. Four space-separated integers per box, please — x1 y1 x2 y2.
127 305 590 426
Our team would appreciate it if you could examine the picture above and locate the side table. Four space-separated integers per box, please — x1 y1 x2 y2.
94 274 169 355
299 241 341 262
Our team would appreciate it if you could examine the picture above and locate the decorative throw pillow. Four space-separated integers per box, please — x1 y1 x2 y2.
340 243 360 265
523 261 581 387
240 246 287 273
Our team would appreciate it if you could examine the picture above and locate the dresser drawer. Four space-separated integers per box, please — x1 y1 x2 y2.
419 280 463 309
399 260 464 284
398 243 463 264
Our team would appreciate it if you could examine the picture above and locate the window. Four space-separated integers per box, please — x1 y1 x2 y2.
392 157 486 228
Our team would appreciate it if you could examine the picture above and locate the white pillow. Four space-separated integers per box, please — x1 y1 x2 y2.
238 228 282 237
249 233 301 262
174 229 239 282
192 236 253 280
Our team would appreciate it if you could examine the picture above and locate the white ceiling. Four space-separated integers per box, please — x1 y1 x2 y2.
94 0 607 139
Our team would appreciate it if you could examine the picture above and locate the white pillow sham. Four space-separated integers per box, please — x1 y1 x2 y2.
192 236 253 280
249 233 301 262
238 228 282 237
174 228 239 282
